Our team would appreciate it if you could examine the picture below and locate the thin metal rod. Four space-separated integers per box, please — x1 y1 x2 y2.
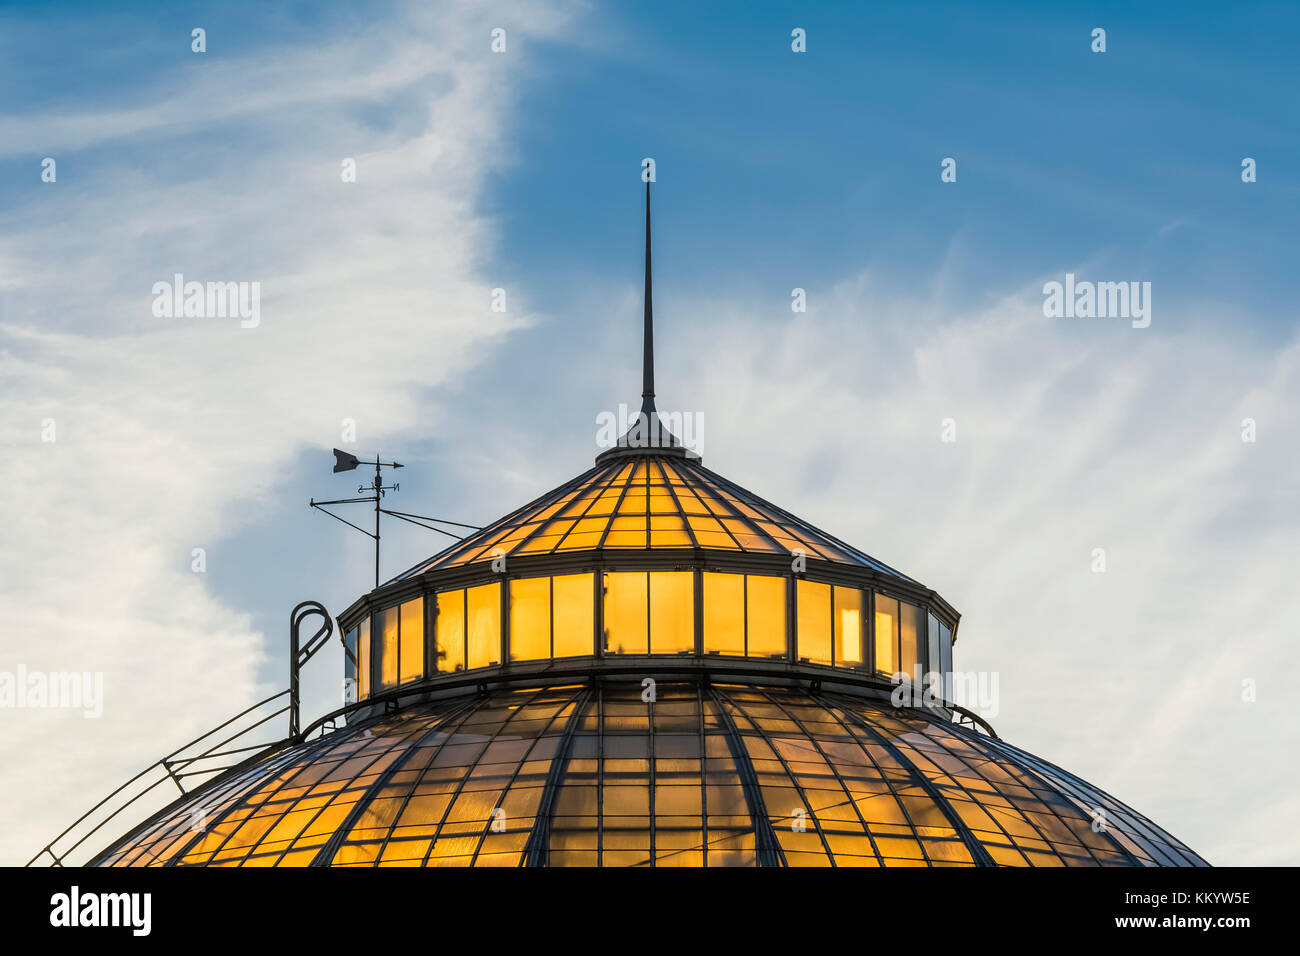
374 460 382 588
380 510 481 531
379 510 463 540
641 178 655 412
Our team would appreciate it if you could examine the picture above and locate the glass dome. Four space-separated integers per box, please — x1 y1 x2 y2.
92 681 1204 867
44 182 1205 869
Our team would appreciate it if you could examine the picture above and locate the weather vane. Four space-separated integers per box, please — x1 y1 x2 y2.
309 449 480 588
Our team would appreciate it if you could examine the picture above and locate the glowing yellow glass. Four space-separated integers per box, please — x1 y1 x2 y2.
703 572 745 655
552 573 594 658
796 580 831 665
650 571 694 653
400 597 423 684
604 572 647 654
435 590 465 673
357 617 370 698
746 575 786 658
875 595 898 676
510 577 550 662
377 606 399 689
899 600 921 680
834 588 863 666
466 583 500 669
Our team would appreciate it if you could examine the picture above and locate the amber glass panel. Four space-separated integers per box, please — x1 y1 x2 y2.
399 598 423 684
377 606 399 689
552 573 594 658
927 612 940 678
357 617 370 699
650 571 694 653
875 596 898 676
604 572 648 654
467 583 500 669
510 578 550 662
435 590 465 673
899 600 921 681
796 580 832 665
834 587 863 666
746 575 787 659
703 572 744 655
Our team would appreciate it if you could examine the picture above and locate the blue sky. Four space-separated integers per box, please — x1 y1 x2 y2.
1 0 1297 865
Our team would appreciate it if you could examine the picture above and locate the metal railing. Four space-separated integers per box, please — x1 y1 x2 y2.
26 600 335 867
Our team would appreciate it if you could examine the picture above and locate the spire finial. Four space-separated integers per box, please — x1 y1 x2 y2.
641 177 655 414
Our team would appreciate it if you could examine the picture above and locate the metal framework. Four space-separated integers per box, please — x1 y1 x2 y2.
76 673 1204 868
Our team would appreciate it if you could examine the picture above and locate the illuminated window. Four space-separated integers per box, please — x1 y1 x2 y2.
704 572 787 658
650 571 693 653
400 597 423 685
509 577 550 662
553 573 595 658
927 612 940 682
467 583 501 669
703 573 745 655
796 580 831 665
603 572 647 654
604 571 694 654
835 587 863 666
899 599 921 682
875 595 898 676
377 606 399 690
509 574 595 661
746 575 787 658
798 581 864 667
435 589 466 673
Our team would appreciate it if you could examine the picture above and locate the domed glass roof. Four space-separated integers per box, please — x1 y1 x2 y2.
393 455 915 581
31 183 1203 871
91 681 1204 868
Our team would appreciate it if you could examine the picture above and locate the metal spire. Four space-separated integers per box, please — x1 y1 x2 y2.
641 177 655 415
594 176 694 464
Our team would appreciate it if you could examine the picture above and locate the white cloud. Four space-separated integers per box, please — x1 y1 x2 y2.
0 0 573 865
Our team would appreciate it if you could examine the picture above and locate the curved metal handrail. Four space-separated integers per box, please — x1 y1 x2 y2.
27 597 339 868
26 688 292 867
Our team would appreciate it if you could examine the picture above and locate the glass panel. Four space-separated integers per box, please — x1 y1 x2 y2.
399 597 423 685
833 587 863 667
746 574 786 659
796 580 832 666
703 572 745 655
467 583 501 669
899 600 922 682
927 613 941 685
343 626 358 698
650 571 694 654
435 590 465 673
939 623 953 701
604 572 648 654
552 573 594 658
509 577 551 662
377 606 399 690
875 596 898 676
357 617 370 699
